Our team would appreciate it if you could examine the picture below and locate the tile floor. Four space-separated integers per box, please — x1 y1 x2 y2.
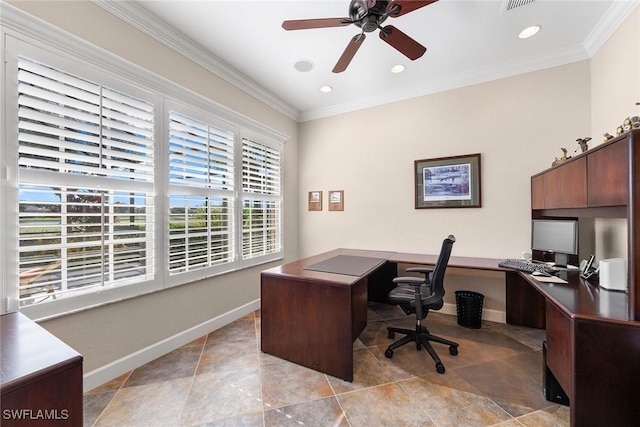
83 303 570 426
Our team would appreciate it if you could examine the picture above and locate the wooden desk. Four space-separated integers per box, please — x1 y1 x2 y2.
262 249 640 425
261 249 396 381
1 312 83 426
511 271 640 427
260 249 504 381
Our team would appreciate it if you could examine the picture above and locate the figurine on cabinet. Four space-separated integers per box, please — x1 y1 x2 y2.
617 116 640 136
576 137 591 153
552 148 571 167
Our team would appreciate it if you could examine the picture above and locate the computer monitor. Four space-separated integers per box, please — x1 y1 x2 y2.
531 219 578 268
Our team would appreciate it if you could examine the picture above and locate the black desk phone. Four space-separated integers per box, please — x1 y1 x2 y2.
580 255 599 280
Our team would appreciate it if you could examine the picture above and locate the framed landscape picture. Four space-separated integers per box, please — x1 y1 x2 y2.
328 190 344 211
415 153 481 209
308 191 322 211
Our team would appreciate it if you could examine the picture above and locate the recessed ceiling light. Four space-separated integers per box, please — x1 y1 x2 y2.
320 85 333 93
391 64 405 74
519 25 541 39
294 59 314 72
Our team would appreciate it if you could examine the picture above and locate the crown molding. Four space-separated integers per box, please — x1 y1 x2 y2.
583 0 639 56
92 0 300 122
300 43 591 122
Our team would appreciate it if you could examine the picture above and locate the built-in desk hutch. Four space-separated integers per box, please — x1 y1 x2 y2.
527 128 640 426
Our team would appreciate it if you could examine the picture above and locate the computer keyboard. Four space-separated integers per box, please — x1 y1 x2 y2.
498 259 558 275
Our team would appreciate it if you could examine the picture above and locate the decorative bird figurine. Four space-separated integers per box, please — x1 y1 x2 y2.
576 137 591 153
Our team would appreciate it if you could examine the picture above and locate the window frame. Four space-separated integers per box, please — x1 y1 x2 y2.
1 9 286 320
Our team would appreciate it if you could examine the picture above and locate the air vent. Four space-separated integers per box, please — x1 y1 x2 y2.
505 0 536 12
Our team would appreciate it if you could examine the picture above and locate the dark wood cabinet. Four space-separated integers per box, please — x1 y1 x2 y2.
529 129 640 427
532 129 639 320
587 138 628 207
531 152 589 209
543 157 588 209
1 312 83 426
545 301 572 400
531 174 545 209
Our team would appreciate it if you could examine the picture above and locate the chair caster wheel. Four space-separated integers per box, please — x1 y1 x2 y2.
449 346 458 356
388 331 395 339
436 362 445 374
385 348 393 358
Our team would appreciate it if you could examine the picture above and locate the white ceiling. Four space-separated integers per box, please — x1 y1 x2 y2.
100 0 637 121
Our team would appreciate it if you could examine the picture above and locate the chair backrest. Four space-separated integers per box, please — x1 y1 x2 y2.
429 235 456 302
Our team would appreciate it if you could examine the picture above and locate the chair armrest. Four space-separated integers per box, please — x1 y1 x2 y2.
392 276 424 287
406 267 433 275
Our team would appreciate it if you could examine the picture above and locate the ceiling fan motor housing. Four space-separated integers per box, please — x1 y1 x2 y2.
350 0 390 33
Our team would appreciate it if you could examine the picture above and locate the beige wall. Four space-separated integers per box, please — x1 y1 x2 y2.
5 1 300 378
590 7 640 140
299 62 591 259
590 7 640 260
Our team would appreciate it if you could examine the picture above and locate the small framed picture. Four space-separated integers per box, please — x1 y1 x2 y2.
308 191 322 211
328 190 344 211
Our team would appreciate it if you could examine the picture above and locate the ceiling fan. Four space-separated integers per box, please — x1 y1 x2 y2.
282 0 438 73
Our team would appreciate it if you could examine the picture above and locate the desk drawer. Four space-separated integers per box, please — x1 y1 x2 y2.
545 301 572 400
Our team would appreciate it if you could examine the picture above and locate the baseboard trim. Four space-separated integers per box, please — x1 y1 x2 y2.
83 299 260 392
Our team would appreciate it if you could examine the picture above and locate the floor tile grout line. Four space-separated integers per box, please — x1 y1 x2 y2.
175 335 207 425
253 311 268 427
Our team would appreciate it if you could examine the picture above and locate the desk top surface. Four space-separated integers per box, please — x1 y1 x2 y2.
262 248 633 323
1 312 82 390
521 270 630 322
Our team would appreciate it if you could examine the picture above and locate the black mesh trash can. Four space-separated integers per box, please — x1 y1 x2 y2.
455 290 484 329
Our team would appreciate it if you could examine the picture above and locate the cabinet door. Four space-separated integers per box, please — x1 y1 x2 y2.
544 157 587 209
545 301 572 400
531 174 545 209
587 140 628 207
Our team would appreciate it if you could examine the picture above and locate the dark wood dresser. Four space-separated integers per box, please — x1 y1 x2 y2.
1 312 83 426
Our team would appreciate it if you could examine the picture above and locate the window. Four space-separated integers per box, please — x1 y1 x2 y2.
242 138 282 260
168 111 235 275
17 57 155 305
2 23 286 318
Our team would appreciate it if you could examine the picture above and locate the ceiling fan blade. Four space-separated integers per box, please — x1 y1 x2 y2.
379 25 426 60
282 18 352 31
332 34 367 73
387 0 438 18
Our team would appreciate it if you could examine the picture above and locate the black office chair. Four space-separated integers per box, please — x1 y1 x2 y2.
384 235 459 374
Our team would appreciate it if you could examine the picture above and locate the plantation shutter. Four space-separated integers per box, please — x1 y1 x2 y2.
17 57 155 302
168 111 235 273
241 138 282 259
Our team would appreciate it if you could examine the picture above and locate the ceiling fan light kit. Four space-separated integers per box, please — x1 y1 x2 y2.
282 0 438 73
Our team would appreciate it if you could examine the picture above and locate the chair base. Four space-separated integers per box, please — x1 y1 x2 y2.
384 324 459 374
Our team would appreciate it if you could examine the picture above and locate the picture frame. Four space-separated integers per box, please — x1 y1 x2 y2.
328 190 344 211
415 153 482 209
308 191 322 211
